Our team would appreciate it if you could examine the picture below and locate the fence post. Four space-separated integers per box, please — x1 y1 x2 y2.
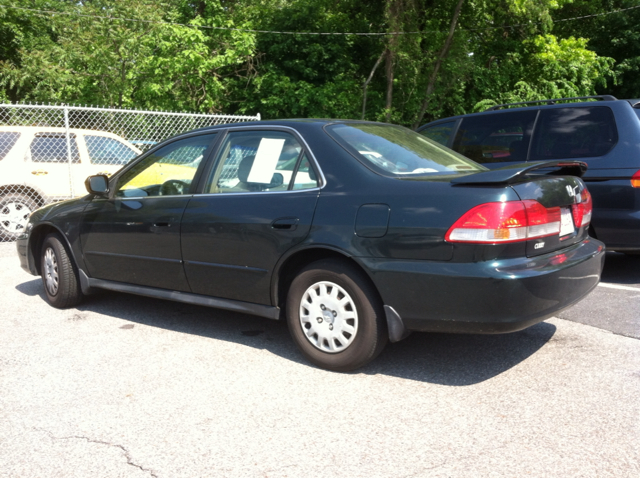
63 104 74 197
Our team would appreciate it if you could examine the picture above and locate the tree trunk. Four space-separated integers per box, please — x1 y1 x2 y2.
412 0 465 129
362 50 386 120
385 47 395 122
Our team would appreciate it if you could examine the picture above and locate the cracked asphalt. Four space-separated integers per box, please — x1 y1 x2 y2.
1 243 638 477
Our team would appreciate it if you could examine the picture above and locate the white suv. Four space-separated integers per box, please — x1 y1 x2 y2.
0 126 141 240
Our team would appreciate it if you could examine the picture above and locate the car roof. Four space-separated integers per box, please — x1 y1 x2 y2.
0 125 127 136
188 118 399 134
420 97 639 127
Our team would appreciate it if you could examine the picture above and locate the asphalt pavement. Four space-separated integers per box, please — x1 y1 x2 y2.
0 243 638 477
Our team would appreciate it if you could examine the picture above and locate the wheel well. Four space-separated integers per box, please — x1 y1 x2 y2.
275 248 383 312
0 185 45 207
29 225 60 275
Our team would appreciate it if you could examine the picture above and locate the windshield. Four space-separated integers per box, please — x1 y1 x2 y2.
326 123 485 177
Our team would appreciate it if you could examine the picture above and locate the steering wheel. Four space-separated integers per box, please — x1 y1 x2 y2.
159 179 189 196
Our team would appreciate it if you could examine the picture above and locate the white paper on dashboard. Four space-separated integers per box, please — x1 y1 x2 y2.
247 138 285 183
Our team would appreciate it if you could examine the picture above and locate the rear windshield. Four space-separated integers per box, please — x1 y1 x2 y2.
326 123 484 177
0 132 20 161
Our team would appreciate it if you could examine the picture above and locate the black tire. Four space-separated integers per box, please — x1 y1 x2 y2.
286 259 388 372
0 193 38 241
41 234 83 308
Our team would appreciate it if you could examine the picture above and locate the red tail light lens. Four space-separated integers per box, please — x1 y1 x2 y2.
522 200 561 238
571 188 592 228
446 201 560 243
632 170 640 188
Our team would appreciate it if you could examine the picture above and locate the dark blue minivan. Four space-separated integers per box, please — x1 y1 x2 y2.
418 96 640 253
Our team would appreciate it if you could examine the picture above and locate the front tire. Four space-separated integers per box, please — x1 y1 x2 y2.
286 259 387 371
0 193 38 241
41 234 83 308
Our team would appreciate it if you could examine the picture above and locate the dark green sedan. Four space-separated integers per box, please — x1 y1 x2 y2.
17 120 604 371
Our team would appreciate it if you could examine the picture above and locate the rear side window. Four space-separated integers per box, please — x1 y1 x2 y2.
530 107 618 160
418 121 456 146
30 133 80 163
85 135 138 165
0 132 20 161
453 110 537 163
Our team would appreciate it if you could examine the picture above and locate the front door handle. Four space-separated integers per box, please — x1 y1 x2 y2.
31 170 49 176
151 222 171 233
271 217 299 230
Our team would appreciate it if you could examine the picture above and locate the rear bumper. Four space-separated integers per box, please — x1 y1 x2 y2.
360 238 605 334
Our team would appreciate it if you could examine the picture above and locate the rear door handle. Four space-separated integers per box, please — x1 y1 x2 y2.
31 170 49 176
271 217 299 230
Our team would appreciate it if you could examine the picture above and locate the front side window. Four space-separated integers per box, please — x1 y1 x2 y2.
452 110 537 164
206 130 318 193
418 121 456 146
327 123 483 177
0 132 20 161
85 135 139 165
530 107 618 160
115 134 216 198
30 134 80 163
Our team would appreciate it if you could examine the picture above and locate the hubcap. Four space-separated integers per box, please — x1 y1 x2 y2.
299 281 358 353
44 247 59 296
0 201 32 234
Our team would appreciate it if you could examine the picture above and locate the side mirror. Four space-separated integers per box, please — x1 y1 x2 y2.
85 175 109 195
267 173 284 189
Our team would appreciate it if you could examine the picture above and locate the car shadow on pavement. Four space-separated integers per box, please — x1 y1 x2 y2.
16 278 556 386
601 252 640 286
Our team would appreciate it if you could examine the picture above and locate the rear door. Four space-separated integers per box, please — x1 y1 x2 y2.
27 132 77 199
180 128 320 305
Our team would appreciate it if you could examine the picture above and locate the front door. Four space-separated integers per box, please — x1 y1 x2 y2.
80 133 218 290
180 129 320 305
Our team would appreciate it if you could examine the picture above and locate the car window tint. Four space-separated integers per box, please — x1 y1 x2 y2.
530 107 618 160
208 131 305 193
30 134 80 163
115 134 216 198
452 110 537 164
85 135 138 165
327 123 482 177
418 121 456 146
0 132 20 161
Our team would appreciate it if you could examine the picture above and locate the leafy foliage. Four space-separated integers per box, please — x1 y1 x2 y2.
0 0 628 126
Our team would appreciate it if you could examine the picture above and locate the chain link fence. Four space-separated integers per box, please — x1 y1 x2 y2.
0 103 260 241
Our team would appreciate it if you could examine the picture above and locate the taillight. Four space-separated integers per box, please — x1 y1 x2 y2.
571 188 592 227
632 170 640 188
446 200 560 243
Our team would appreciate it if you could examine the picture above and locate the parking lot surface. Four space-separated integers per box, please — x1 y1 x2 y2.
1 243 638 477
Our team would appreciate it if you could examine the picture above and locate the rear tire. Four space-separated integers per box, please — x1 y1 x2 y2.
41 234 83 308
286 259 387 372
0 193 38 241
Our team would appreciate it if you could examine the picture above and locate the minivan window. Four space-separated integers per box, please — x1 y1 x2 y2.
30 134 80 163
418 121 456 146
530 107 618 160
0 132 20 161
452 110 537 164
85 135 138 165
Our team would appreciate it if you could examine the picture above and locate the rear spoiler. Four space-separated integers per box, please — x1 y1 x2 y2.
451 161 587 185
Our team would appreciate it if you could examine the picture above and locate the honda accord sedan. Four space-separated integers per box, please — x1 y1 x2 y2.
16 120 605 371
